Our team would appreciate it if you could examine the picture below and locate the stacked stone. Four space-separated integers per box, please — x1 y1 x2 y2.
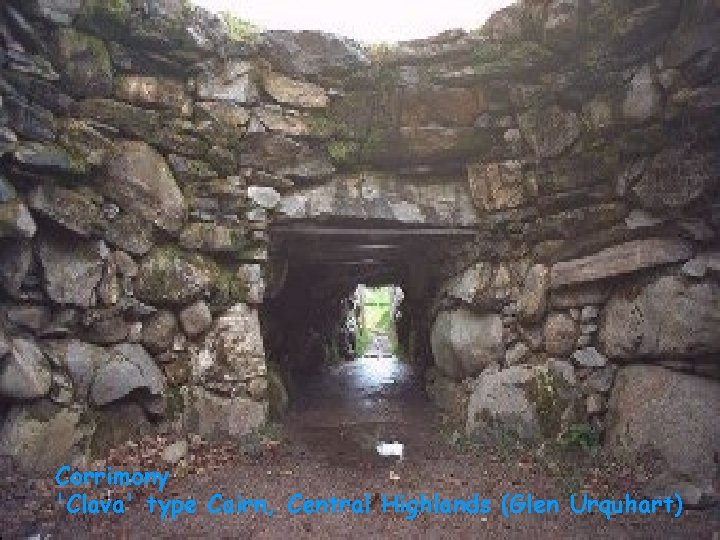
414 0 720 493
0 0 353 471
0 0 718 493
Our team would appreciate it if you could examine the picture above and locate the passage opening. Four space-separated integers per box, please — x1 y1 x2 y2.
350 284 404 360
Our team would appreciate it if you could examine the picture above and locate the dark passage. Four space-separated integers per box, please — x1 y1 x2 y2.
260 220 477 463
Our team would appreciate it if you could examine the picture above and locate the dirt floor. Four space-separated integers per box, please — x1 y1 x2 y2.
2 357 718 539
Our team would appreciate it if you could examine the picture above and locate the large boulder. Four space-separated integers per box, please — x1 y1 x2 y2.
179 301 213 337
45 340 110 403
28 184 155 255
179 223 246 254
431 309 504 380
135 247 246 308
518 105 581 159
482 5 524 41
90 401 154 457
442 262 493 306
134 247 213 307
0 339 51 399
426 368 468 420
36 234 104 308
550 238 694 288
0 403 83 474
632 149 716 211
278 173 479 226
28 184 101 237
100 141 187 233
399 86 486 127
606 365 720 485
261 30 369 78
600 273 720 359
396 126 487 163
89 344 165 407
186 387 267 442
196 60 259 103
263 72 328 109
191 303 266 388
140 310 178 353
466 364 581 441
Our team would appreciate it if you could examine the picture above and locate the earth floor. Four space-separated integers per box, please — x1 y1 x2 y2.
1 355 718 539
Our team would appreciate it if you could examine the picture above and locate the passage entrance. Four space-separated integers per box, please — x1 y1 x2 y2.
259 221 477 462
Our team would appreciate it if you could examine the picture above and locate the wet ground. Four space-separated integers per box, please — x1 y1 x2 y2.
1 354 719 539
286 354 438 466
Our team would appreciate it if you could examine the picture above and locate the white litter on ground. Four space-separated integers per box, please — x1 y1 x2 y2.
376 441 404 460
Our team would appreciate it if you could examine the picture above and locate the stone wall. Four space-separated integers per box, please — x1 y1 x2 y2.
0 0 285 471
0 0 718 489
409 0 719 491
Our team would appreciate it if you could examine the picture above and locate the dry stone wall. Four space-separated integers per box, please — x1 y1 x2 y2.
0 0 718 491
410 0 719 491
0 0 290 472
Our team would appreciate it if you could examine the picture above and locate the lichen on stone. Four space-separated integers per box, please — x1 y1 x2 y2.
79 0 131 27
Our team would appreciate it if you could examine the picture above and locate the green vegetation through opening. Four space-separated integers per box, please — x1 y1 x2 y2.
352 285 402 358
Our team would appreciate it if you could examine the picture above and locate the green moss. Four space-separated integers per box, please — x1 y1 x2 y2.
63 29 113 74
327 140 361 165
558 423 599 452
236 244 268 263
139 246 250 307
164 387 186 421
220 11 259 42
60 145 91 176
306 114 355 139
367 42 395 63
56 27 113 95
526 370 563 439
206 261 248 307
80 0 131 27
